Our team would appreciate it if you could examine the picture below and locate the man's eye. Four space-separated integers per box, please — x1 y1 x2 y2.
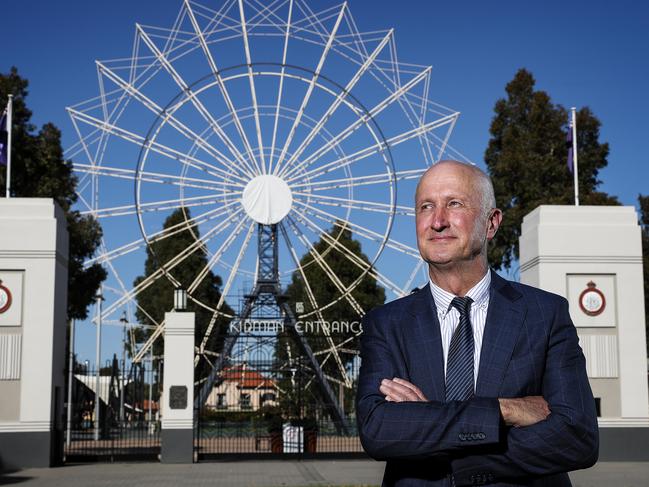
419 203 433 210
448 200 463 207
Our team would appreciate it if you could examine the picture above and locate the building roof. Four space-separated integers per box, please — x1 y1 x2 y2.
221 364 276 389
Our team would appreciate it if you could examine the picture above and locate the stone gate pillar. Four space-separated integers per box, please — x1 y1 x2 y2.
161 311 195 463
519 205 649 460
0 199 69 469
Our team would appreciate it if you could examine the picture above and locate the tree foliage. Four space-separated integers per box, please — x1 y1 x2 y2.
132 208 233 382
0 67 106 319
485 69 619 270
276 222 385 414
639 194 649 355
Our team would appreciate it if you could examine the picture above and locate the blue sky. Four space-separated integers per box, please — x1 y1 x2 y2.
2 0 648 363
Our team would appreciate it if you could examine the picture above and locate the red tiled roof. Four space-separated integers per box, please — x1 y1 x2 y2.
221 365 276 388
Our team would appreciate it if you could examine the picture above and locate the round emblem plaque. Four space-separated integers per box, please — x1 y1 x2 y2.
0 280 12 314
578 281 606 317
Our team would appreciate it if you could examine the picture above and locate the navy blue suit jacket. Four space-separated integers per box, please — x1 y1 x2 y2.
356 271 598 486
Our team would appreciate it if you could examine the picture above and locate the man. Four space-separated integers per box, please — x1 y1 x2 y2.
356 161 598 486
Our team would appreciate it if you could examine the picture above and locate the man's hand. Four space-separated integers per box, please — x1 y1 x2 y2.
379 378 428 402
498 396 551 427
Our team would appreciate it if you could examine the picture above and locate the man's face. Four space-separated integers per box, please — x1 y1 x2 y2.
415 163 495 268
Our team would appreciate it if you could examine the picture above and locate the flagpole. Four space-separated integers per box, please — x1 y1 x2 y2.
5 95 13 198
571 106 579 206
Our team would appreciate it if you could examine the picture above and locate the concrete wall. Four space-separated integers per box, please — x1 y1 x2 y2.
519 205 649 460
0 199 69 470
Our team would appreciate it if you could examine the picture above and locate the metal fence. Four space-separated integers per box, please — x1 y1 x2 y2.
64 356 161 462
195 332 364 460
64 332 365 462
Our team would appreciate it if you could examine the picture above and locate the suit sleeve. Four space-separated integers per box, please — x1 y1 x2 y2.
356 309 503 461
450 297 599 486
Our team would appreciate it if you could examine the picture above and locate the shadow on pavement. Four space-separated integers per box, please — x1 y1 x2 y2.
0 476 34 486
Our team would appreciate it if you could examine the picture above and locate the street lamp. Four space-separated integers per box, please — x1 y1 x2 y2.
174 288 187 311
119 311 128 422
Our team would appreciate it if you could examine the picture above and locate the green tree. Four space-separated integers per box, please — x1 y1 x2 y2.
639 194 649 355
0 67 106 319
132 207 233 383
485 68 619 270
277 222 385 415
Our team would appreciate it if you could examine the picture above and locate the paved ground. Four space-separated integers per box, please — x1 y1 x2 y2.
1 460 648 486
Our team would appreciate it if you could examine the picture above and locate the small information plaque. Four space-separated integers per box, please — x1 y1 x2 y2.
169 385 188 410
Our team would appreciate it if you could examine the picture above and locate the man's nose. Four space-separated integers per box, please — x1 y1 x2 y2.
430 207 449 231
422 208 448 232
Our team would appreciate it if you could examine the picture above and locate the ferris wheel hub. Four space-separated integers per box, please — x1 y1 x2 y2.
241 174 293 225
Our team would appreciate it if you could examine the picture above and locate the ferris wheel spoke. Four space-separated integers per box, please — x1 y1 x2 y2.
68 108 249 185
282 66 431 181
246 0 287 25
69 111 100 174
402 259 426 296
285 212 364 316
196 221 256 356
132 320 167 364
84 192 238 219
281 218 359 386
293 199 420 258
75 190 93 214
435 113 458 161
184 0 260 174
96 61 255 181
276 28 393 178
100 255 163 347
279 221 324 317
293 192 412 216
273 2 347 172
289 112 458 184
136 24 261 177
289 168 424 192
238 0 268 173
292 208 405 298
86 201 239 267
292 0 335 42
187 215 250 294
268 0 294 175
100 207 244 320
74 163 243 192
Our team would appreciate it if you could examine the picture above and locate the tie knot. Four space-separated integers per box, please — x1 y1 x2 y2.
450 296 473 315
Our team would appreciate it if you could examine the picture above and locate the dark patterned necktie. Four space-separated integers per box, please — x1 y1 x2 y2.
445 296 474 401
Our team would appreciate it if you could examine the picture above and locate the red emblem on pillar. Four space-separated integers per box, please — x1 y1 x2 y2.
0 280 12 314
578 281 606 317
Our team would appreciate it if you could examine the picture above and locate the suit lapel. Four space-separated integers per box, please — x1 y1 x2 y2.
409 285 446 402
475 271 526 397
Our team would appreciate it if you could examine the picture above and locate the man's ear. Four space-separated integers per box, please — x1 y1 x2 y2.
486 208 503 240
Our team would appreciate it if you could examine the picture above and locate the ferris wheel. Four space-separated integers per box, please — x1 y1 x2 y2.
65 0 464 380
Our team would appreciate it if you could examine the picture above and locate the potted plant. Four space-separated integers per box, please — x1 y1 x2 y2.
265 409 284 453
291 416 319 453
303 416 319 453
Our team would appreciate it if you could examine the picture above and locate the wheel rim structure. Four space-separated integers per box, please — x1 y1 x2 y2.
66 0 464 381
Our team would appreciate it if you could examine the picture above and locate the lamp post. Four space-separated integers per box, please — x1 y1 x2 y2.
94 289 104 441
119 311 128 423
174 288 187 311
66 319 75 448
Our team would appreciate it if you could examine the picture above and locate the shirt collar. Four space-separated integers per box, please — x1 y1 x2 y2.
428 270 491 317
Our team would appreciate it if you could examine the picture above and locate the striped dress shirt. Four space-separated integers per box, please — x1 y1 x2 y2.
428 271 491 386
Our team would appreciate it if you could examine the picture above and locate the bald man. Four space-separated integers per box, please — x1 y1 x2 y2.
356 161 598 487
